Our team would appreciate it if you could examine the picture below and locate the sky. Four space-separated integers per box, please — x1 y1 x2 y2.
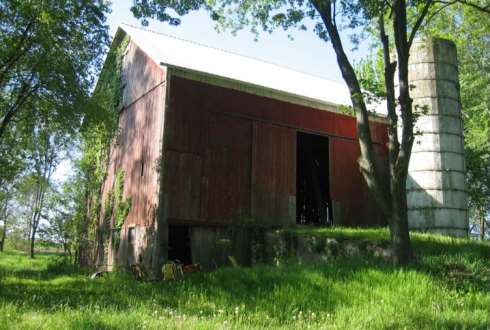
53 0 372 183
106 0 372 83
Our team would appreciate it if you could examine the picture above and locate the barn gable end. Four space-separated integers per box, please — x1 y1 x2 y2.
97 31 167 271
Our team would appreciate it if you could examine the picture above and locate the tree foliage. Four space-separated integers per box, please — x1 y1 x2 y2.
0 0 111 256
0 0 110 184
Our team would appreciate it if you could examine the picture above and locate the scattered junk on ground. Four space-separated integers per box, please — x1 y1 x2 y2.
162 260 203 280
162 261 184 280
89 270 107 280
227 256 239 267
182 263 202 273
130 263 148 281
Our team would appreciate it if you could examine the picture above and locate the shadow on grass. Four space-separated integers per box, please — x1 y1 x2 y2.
289 226 490 292
0 251 89 280
0 233 488 328
410 234 490 293
0 253 391 316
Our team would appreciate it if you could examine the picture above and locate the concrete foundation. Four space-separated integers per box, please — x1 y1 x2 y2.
407 38 468 236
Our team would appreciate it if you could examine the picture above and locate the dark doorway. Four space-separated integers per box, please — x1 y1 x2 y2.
168 225 192 264
296 132 332 225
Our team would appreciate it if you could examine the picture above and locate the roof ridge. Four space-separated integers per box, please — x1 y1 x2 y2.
119 23 343 85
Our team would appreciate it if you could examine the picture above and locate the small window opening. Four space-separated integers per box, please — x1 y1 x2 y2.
128 227 135 245
296 132 333 225
168 225 192 265
140 159 145 177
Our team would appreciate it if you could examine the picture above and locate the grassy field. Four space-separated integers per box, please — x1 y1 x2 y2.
0 228 489 329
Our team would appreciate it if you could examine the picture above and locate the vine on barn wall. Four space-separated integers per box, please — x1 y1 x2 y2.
113 170 132 230
75 31 130 266
105 170 132 253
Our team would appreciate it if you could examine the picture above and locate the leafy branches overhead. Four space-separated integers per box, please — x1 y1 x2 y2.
0 0 110 145
0 0 111 209
0 0 112 261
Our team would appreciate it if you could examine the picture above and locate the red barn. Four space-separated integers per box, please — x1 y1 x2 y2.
96 24 388 272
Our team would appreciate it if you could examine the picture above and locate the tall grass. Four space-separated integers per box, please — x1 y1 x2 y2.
0 228 489 329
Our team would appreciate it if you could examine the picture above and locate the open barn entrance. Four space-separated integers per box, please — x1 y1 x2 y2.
168 225 192 265
296 132 332 225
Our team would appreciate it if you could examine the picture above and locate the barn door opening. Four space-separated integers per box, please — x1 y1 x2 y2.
296 132 332 225
168 225 192 264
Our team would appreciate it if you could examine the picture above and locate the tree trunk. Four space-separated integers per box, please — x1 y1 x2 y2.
30 228 36 258
311 0 390 215
0 224 5 252
389 179 412 263
0 197 8 252
480 208 486 241
29 203 39 258
311 0 414 264
391 0 415 263
29 186 44 259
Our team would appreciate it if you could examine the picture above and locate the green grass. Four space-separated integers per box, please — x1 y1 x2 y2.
0 228 489 329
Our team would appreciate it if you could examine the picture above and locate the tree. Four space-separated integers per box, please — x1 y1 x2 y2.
23 111 69 257
131 0 489 263
0 1 110 245
0 0 110 151
0 193 12 252
0 0 110 256
0 174 20 252
38 181 81 258
38 202 68 256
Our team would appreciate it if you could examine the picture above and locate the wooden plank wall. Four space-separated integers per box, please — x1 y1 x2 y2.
252 122 296 226
165 76 389 227
98 40 167 268
200 113 252 223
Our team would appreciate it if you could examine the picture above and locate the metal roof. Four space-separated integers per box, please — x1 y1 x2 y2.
119 24 360 109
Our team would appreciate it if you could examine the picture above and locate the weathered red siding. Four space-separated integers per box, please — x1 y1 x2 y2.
99 40 166 268
252 122 296 226
200 113 252 224
329 138 365 225
164 75 388 227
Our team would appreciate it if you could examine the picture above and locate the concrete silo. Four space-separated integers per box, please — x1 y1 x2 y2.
407 38 468 236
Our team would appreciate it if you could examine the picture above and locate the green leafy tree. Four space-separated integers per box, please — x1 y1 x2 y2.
38 182 76 257
0 158 24 252
0 189 13 252
0 0 110 139
0 0 110 256
25 114 70 258
132 0 489 263
0 0 110 196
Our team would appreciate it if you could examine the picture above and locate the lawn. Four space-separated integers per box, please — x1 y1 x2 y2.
0 228 489 329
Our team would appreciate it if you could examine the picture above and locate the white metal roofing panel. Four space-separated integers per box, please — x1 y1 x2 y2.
119 24 356 108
